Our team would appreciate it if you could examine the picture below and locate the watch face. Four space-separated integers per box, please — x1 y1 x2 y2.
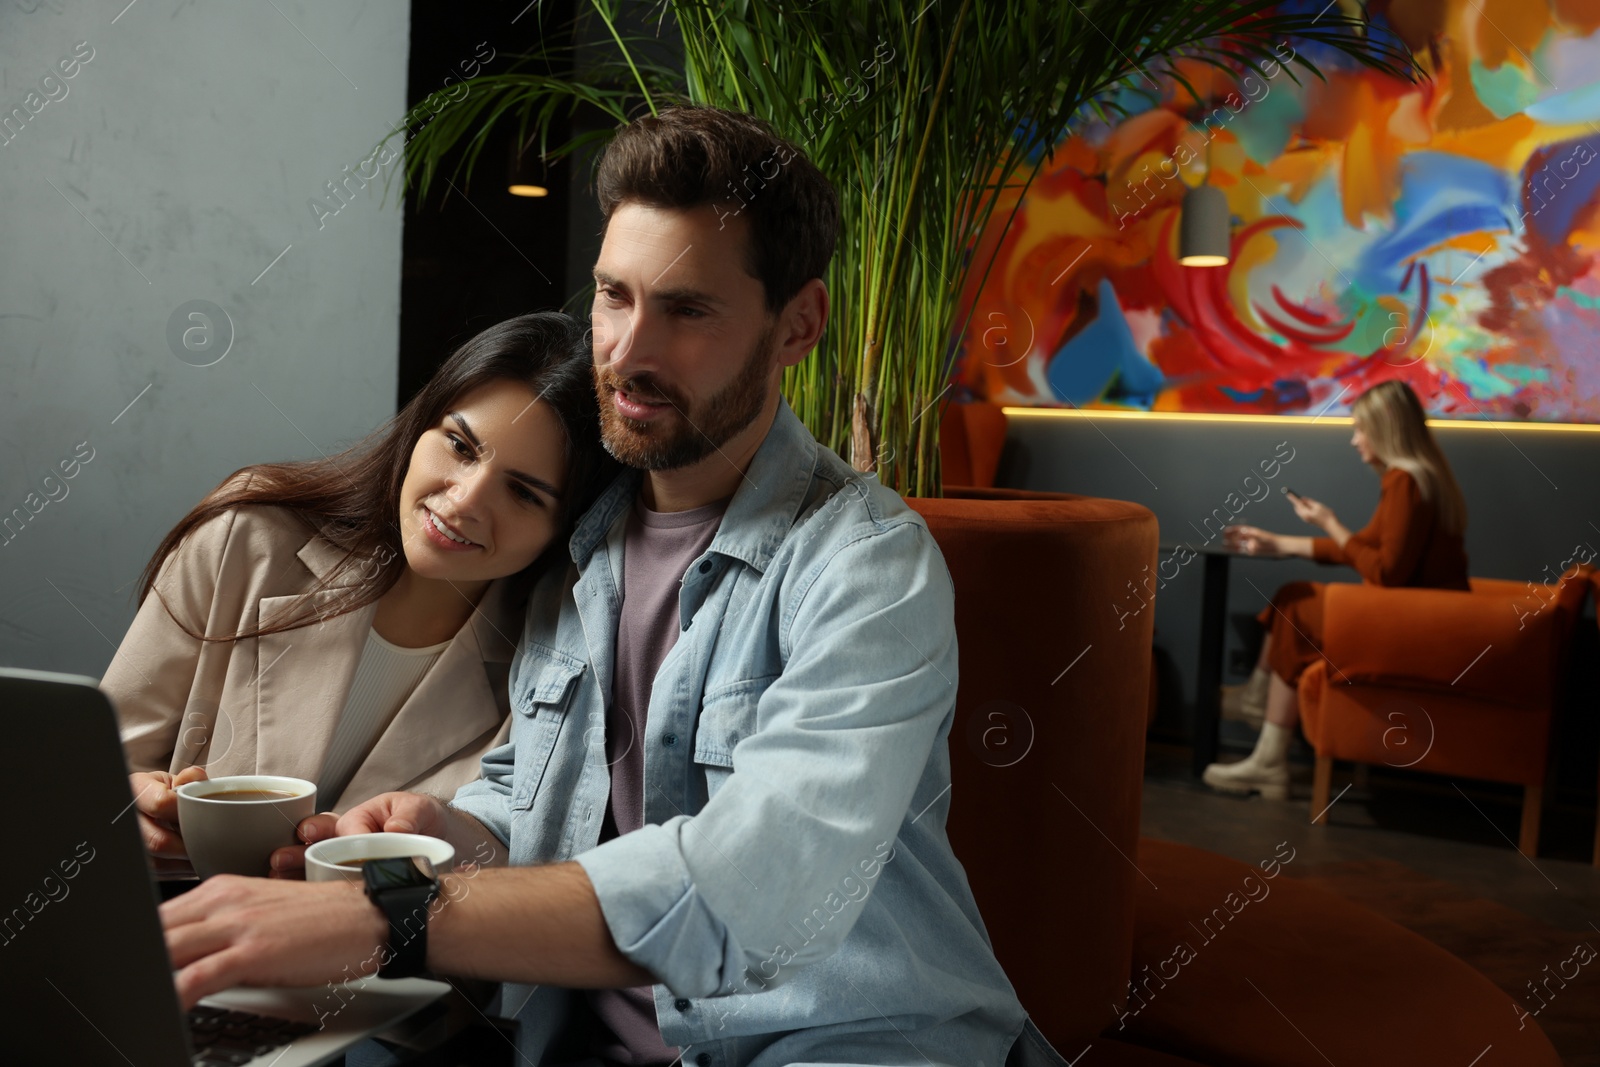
363 855 437 890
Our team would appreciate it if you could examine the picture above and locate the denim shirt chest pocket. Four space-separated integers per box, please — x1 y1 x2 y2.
511 642 587 811
692 674 775 797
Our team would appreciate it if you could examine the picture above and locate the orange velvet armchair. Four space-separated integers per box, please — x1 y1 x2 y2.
907 487 1160 1054
938 401 1009 488
908 488 1561 1064
1298 568 1592 859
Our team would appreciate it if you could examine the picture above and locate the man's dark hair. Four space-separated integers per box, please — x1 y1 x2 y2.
595 105 840 314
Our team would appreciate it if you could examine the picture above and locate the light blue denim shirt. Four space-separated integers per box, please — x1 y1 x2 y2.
452 400 1057 1067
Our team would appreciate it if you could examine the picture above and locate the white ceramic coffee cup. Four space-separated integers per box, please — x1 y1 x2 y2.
304 832 457 884
176 775 317 880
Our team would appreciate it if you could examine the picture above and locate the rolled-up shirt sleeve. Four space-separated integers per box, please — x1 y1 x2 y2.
576 519 957 998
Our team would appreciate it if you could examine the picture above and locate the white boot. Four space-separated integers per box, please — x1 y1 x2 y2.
1203 721 1292 800
1220 668 1271 729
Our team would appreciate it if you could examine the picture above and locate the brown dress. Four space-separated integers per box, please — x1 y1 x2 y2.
1261 468 1469 685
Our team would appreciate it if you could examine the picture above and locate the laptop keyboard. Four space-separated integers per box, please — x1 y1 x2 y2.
187 1004 318 1066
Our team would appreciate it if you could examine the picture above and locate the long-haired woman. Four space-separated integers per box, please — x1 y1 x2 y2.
103 312 614 866
1205 379 1469 798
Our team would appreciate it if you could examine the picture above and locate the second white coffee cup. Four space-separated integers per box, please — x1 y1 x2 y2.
304 832 456 883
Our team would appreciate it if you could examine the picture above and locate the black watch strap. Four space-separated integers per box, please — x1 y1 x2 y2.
363 857 440 979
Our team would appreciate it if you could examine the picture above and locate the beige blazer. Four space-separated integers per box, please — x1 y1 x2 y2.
102 504 523 812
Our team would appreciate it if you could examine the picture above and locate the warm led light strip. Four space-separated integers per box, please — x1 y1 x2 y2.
1001 406 1600 433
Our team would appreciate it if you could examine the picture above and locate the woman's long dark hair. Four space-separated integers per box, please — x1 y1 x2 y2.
140 312 615 640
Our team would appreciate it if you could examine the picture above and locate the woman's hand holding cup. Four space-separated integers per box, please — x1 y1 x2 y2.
132 766 209 860
267 811 337 878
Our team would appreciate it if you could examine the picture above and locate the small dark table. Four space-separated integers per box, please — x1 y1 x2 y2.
1159 541 1288 776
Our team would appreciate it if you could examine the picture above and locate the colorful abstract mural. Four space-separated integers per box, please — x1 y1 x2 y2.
954 0 1600 422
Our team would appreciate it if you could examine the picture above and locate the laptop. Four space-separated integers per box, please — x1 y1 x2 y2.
0 667 453 1066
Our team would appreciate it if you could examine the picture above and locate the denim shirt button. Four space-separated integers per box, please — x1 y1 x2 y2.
674 998 692 1012
695 1055 712 1067
698 559 713 574
663 733 678 746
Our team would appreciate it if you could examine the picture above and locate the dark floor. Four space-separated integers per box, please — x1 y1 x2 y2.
1142 742 1600 1065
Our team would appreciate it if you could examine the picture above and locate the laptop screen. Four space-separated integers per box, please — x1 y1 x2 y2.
0 668 195 1063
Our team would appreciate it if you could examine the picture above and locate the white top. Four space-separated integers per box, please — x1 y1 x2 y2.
315 628 451 806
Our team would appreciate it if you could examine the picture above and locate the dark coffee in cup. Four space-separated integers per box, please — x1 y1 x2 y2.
203 789 298 801
305 833 455 883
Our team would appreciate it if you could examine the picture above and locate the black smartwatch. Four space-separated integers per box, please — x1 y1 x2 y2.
362 856 441 979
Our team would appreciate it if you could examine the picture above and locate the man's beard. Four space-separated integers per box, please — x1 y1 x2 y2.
596 324 776 471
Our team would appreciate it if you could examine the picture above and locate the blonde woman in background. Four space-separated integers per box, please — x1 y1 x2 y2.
1205 379 1470 799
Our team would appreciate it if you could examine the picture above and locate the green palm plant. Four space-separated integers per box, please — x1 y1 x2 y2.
397 0 1417 496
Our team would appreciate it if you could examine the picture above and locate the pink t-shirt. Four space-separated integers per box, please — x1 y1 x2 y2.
587 492 727 1065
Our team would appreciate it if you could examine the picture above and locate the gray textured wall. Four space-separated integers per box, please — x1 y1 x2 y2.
1000 413 1599 733
0 1 410 675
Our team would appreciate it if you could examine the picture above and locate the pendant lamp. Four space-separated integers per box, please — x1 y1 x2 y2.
508 140 549 198
1179 182 1230 266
